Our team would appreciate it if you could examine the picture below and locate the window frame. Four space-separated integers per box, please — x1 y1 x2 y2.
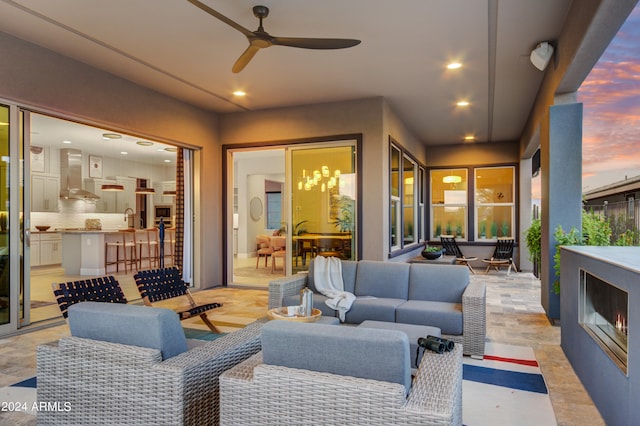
389 138 424 257
429 168 469 241
474 166 516 241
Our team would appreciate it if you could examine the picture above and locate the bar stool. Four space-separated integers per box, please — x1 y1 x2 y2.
137 228 159 270
105 229 138 273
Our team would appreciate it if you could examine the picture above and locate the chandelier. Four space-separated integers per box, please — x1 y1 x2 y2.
297 166 343 192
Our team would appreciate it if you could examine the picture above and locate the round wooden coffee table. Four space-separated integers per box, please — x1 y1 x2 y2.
267 307 322 322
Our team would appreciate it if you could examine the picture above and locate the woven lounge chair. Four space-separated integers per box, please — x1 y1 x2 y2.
220 321 463 425
37 302 264 426
134 267 222 333
440 235 478 274
483 237 518 274
52 276 127 318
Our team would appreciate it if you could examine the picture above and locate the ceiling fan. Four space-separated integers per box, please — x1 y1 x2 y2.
187 1 361 73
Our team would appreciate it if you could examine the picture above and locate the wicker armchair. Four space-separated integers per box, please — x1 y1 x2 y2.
220 345 463 426
37 320 264 426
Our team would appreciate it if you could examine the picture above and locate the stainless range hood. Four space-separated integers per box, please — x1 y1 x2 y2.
59 148 100 200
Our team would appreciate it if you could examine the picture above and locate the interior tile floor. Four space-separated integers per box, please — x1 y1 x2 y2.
1 270 604 426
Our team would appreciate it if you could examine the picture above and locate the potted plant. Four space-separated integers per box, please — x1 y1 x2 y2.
331 197 354 233
490 222 498 238
421 245 443 259
501 221 509 237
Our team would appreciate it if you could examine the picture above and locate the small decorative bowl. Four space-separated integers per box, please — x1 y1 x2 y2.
35 225 51 232
421 249 442 260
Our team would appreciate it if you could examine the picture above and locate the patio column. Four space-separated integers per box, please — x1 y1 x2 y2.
540 102 582 321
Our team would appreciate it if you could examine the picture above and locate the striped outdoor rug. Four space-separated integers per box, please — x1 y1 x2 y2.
463 342 556 425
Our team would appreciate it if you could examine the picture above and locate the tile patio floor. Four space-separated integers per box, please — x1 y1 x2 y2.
0 271 604 425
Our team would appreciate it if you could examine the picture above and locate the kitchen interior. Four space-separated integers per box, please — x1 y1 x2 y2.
29 113 177 323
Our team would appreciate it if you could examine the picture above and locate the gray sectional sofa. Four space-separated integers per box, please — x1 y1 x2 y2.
269 259 486 358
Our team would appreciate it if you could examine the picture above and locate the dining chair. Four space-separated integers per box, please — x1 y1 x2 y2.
271 236 287 273
255 235 273 268
315 237 344 259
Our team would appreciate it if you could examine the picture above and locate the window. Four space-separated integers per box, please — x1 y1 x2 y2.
403 155 417 245
266 191 282 230
419 166 426 242
389 139 423 254
390 145 401 250
475 166 515 240
430 169 468 240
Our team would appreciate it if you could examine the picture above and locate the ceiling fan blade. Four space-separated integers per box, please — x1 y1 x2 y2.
271 37 361 50
186 0 253 37
232 45 261 73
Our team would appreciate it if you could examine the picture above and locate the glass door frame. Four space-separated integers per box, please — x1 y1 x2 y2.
223 134 362 286
0 103 28 334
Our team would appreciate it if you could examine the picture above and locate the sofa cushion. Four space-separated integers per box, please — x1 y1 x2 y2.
308 259 357 294
395 300 463 335
283 293 337 317
68 301 188 360
343 297 406 324
261 321 411 392
354 261 410 299
408 264 469 303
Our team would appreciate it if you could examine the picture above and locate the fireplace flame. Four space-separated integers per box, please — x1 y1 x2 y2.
615 314 628 335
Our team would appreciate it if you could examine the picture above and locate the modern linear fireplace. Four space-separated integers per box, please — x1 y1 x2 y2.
561 246 640 425
580 270 628 373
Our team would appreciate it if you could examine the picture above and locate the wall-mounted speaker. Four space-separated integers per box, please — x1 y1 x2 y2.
530 42 554 71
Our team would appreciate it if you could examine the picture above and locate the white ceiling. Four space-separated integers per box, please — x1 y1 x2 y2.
0 0 573 146
30 113 177 165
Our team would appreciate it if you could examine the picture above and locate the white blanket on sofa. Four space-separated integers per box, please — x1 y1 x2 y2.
313 256 356 322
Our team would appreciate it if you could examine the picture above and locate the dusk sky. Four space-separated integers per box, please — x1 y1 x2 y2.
579 5 640 192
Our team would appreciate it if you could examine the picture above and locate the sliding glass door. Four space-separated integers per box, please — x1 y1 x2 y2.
227 139 358 286
289 143 357 273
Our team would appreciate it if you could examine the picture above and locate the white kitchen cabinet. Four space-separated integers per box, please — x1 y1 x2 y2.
115 177 137 213
31 232 62 266
31 173 60 212
153 181 176 205
84 179 117 213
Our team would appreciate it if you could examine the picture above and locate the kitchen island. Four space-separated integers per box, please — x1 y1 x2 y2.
60 229 122 275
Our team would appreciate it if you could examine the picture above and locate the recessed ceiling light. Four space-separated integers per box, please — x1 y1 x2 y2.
62 140 72 144
136 140 154 146
233 90 246 97
164 147 177 152
164 159 171 163
157 148 165 152
457 101 470 107
447 62 462 69
120 151 128 155
102 133 122 140
464 135 475 141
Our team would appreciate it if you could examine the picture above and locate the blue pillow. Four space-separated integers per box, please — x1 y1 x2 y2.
68 302 188 360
